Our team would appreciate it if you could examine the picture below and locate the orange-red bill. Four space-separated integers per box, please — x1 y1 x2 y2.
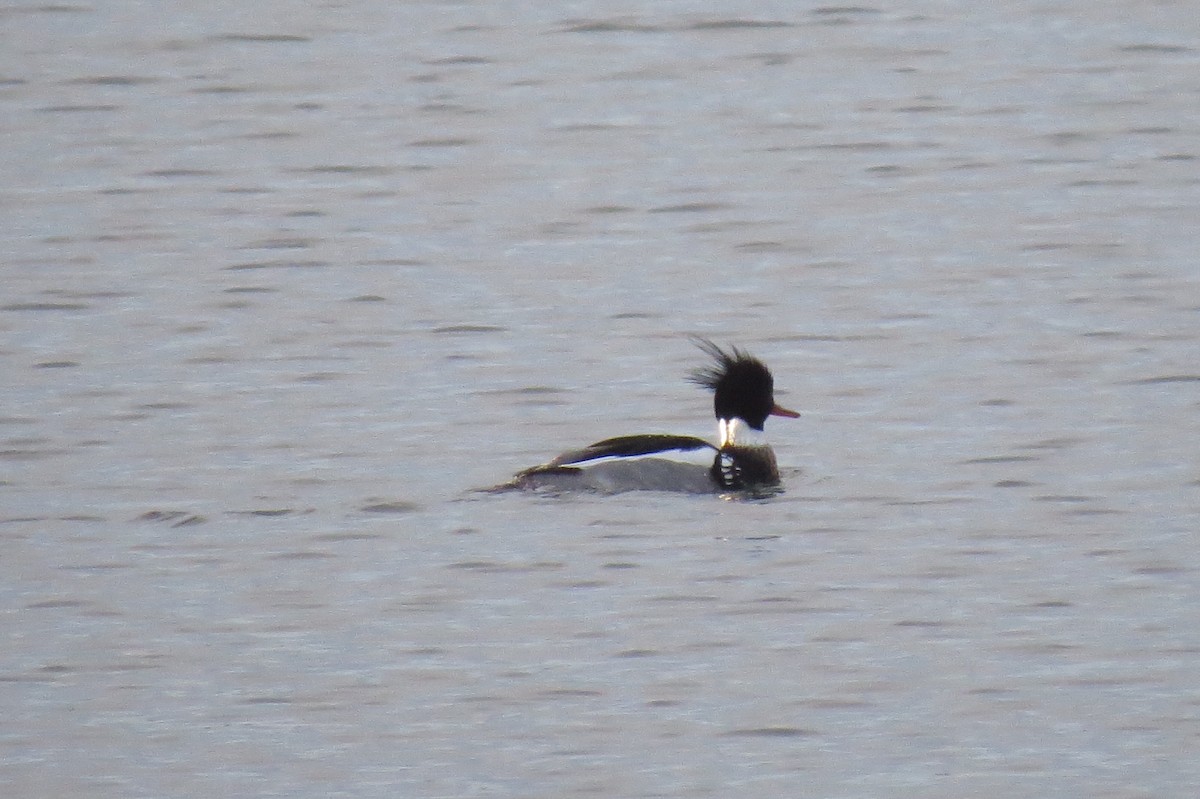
771 403 800 418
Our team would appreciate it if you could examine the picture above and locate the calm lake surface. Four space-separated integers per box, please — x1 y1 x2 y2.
3 2 1198 797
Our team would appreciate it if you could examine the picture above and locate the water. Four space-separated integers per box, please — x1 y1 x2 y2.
3 2 1198 797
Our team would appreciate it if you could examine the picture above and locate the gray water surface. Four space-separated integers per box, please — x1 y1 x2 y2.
3 3 1199 797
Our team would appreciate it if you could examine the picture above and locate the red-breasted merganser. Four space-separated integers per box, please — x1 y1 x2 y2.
508 339 799 494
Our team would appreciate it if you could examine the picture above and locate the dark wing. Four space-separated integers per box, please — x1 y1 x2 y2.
549 434 716 467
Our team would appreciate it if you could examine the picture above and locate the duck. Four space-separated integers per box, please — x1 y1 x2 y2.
507 338 798 493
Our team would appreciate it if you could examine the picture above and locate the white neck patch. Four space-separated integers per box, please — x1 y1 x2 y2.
718 417 768 448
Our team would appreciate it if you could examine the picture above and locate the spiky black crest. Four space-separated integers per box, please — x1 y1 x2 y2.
687 337 776 430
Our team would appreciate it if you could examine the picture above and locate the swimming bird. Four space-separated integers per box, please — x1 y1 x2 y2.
509 339 799 493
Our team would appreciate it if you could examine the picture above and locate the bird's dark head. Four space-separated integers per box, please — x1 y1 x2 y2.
688 338 799 430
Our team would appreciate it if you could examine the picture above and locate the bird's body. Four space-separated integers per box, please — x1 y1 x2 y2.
506 339 798 494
